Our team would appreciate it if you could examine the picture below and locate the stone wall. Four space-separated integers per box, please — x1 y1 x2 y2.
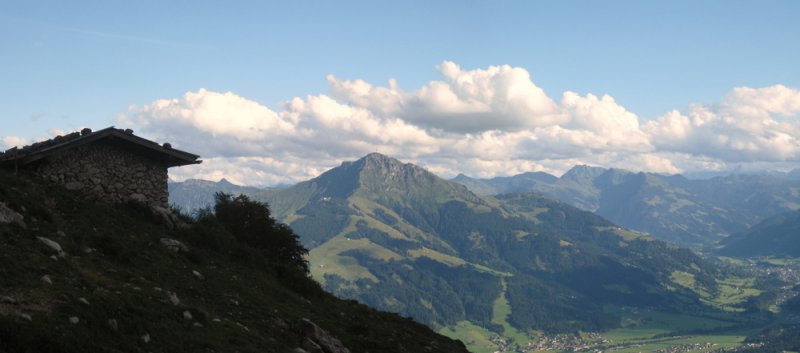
30 142 169 207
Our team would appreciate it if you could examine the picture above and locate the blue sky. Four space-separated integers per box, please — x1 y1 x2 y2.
2 1 799 185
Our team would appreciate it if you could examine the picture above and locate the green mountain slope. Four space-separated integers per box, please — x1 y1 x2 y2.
255 153 729 334
0 170 469 353
718 210 800 258
452 167 800 247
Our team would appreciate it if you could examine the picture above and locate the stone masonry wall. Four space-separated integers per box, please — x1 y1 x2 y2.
31 142 169 208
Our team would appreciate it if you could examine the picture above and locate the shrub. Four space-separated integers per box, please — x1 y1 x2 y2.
213 192 309 275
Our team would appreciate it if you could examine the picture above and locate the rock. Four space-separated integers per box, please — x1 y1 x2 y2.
0 202 25 228
298 318 351 353
108 319 119 331
0 295 15 304
141 334 150 343
130 193 147 203
41 275 52 285
55 230 66 237
159 238 189 253
183 310 193 320
152 206 182 229
302 339 324 353
192 270 204 280
293 349 309 353
65 181 84 190
192 322 203 327
69 316 79 324
168 292 180 306
37 237 65 257
78 297 90 306
20 313 32 321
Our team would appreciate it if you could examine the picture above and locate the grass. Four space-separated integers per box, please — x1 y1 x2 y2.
761 257 800 266
439 321 498 353
490 279 531 346
605 310 736 342
670 271 762 311
595 226 655 241
0 170 471 353
407 247 512 277
597 309 759 353
440 306 756 353
309 234 402 283
440 279 537 353
408 247 466 267
512 206 549 224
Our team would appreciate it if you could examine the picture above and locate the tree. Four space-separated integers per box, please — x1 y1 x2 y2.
213 192 309 275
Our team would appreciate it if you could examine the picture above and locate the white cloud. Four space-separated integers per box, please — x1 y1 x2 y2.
329 61 564 133
118 62 800 185
2 136 28 149
720 84 800 119
643 85 800 162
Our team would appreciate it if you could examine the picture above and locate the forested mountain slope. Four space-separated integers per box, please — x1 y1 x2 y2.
453 167 800 247
257 153 729 333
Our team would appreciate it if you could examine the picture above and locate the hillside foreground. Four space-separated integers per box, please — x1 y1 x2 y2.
0 170 469 353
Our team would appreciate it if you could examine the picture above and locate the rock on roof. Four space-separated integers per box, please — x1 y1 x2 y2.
0 127 201 168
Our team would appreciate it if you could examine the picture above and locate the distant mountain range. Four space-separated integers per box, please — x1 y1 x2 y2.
452 167 800 247
169 165 800 250
237 153 730 334
168 178 268 213
718 210 800 258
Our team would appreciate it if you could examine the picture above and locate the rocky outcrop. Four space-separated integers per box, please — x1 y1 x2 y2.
0 202 25 228
36 237 65 257
297 318 351 353
160 238 189 253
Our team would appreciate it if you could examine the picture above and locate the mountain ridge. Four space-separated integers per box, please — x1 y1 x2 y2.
249 153 730 336
450 167 800 247
718 209 800 257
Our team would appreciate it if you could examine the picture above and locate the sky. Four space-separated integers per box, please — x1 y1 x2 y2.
2 1 799 186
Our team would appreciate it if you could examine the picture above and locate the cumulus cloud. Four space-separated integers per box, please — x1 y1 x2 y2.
643 85 800 162
118 62 800 186
2 136 28 149
329 61 564 133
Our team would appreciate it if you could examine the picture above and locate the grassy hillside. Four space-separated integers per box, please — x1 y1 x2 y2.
0 170 469 353
718 210 800 258
251 154 743 336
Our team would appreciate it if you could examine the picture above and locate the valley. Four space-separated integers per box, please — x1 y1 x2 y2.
169 153 800 353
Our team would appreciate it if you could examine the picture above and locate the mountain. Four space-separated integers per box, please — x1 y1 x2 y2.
168 178 267 213
451 171 557 196
0 169 468 353
452 167 800 247
718 210 800 258
256 153 731 337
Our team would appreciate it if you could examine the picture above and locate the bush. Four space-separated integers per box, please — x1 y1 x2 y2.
213 192 309 275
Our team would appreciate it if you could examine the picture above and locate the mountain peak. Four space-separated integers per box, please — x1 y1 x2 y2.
561 165 607 182
362 152 394 161
359 152 403 166
218 178 235 186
